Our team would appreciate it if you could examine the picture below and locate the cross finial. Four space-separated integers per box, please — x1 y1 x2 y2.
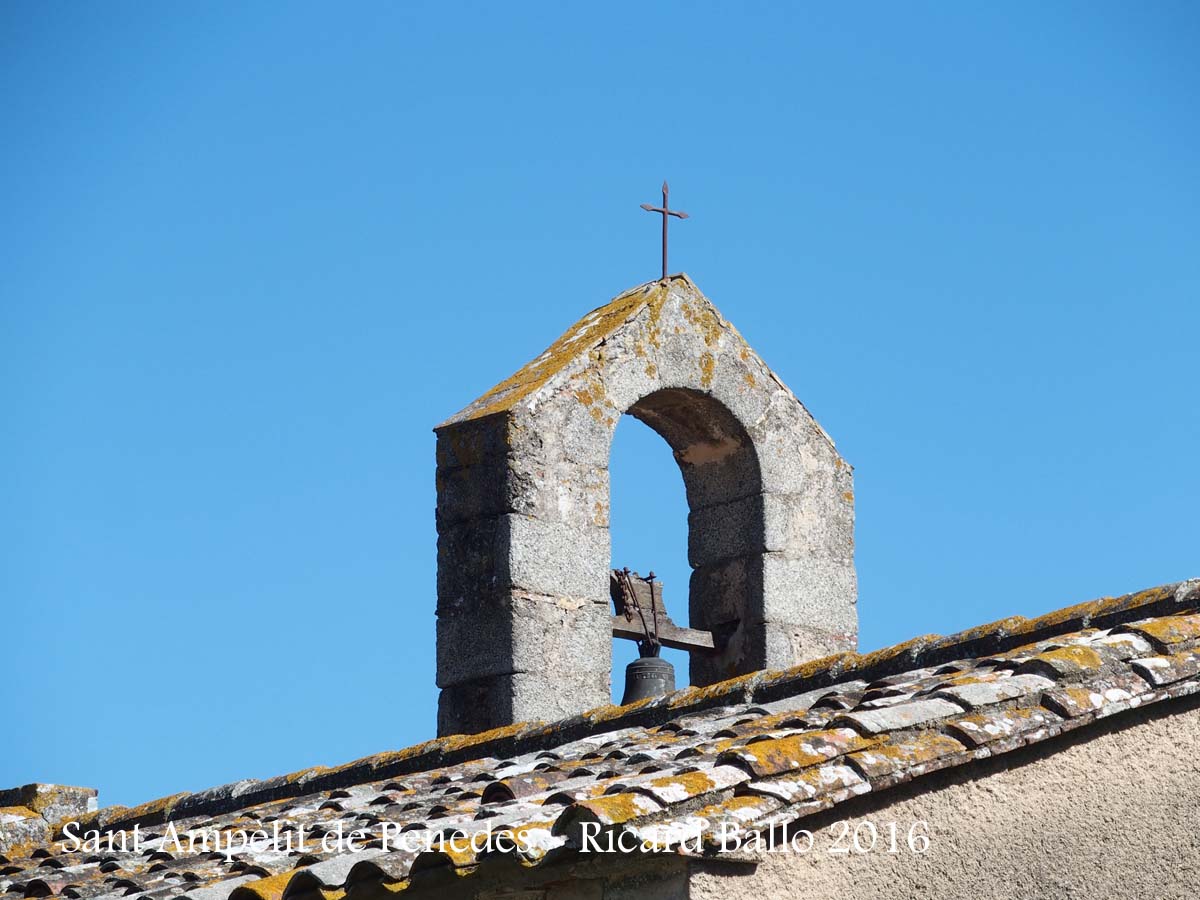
640 181 689 281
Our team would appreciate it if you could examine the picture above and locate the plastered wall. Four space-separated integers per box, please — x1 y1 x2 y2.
691 696 1200 900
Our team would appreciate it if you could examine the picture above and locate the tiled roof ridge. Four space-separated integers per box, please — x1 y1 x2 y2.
66 578 1199 838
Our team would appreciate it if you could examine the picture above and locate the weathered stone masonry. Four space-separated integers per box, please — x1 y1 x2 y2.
434 275 857 735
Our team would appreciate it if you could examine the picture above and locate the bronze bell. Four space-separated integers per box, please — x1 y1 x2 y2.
620 655 675 705
613 567 689 704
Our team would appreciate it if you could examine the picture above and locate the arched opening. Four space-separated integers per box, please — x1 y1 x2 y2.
608 414 691 701
608 388 765 695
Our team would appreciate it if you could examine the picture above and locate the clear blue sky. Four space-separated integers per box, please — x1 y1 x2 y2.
3 2 1197 809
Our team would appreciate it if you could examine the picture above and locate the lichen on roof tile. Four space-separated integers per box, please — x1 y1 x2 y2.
1015 645 1115 680
1117 614 1200 650
1130 648 1200 686
438 279 676 427
4 581 1198 899
1041 672 1151 720
717 729 876 778
834 697 964 735
846 732 968 781
944 705 1062 748
741 762 866 803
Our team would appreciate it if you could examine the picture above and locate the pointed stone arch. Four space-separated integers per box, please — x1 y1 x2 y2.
434 276 856 735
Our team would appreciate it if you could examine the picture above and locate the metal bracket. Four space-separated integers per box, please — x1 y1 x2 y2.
609 569 721 656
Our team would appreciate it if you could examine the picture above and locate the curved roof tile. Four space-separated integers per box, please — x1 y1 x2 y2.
2 579 1196 898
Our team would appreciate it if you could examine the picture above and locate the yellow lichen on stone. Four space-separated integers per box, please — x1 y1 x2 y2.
1126 614 1200 646
108 792 188 829
1017 598 1107 634
757 651 856 690
938 615 1028 647
232 870 293 900
577 791 659 825
439 840 478 868
1120 584 1177 612
664 670 759 710
644 288 665 349
1035 645 1105 673
721 730 876 777
498 818 558 859
699 352 715 388
382 738 445 764
439 281 671 426
647 770 716 799
437 720 539 755
679 298 724 347
584 696 654 721
853 635 939 671
847 733 966 778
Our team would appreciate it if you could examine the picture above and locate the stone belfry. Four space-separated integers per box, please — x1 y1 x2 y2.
434 275 856 736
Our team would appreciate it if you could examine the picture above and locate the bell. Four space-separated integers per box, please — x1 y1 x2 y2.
620 656 676 705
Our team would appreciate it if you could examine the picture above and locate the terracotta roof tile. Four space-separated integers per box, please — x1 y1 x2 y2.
943 705 1062 748
1116 613 1200 650
1130 647 1200 686
845 732 968 781
716 729 876 778
2 579 1197 898
740 762 867 803
833 697 964 734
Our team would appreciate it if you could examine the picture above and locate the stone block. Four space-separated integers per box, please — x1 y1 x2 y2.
687 494 765 568
687 553 857 685
436 516 505 615
508 593 611 679
504 515 610 602
436 591 612 689
0 784 97 825
435 461 510 531
507 668 610 724
770 479 855 561
434 416 509 470
437 677 513 739
691 618 855 687
689 555 763 631
711 347 778 430
687 486 853 570
436 604 515 688
0 809 49 855
517 461 609 528
760 553 858 637
750 394 846 497
438 668 609 736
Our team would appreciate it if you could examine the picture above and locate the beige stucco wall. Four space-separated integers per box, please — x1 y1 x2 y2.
691 696 1200 900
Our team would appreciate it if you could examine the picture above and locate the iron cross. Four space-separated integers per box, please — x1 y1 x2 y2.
640 181 689 281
